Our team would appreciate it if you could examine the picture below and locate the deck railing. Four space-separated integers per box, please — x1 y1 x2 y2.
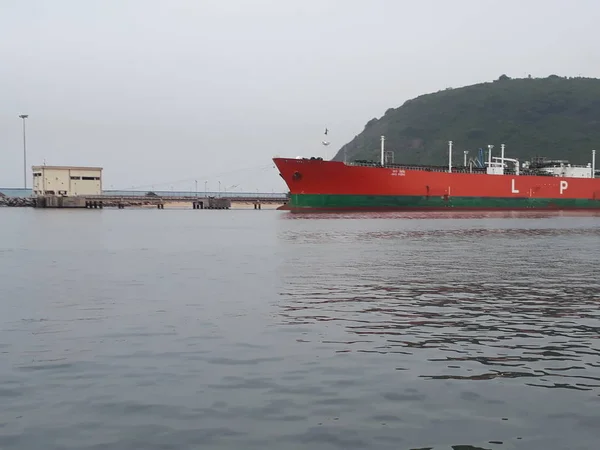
346 162 555 177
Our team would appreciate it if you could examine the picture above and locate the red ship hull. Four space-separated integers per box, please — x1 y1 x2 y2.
274 157 600 211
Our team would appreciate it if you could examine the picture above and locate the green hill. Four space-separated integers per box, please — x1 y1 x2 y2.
333 75 600 167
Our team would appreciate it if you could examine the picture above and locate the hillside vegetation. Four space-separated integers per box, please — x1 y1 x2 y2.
334 75 600 166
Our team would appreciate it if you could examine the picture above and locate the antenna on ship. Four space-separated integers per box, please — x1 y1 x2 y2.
321 127 330 159
380 135 385 166
322 127 330 146
592 149 596 178
448 141 453 173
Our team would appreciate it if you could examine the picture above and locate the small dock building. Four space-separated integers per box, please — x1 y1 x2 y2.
32 165 103 196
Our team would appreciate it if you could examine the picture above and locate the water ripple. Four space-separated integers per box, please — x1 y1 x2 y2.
1 210 599 450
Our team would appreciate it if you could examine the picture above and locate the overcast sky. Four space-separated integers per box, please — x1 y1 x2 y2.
1 0 598 192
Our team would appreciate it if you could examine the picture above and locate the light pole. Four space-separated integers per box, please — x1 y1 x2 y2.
195 180 198 198
18 114 28 189
218 181 221 197
204 181 207 197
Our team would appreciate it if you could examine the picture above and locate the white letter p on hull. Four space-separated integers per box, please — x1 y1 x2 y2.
560 180 569 195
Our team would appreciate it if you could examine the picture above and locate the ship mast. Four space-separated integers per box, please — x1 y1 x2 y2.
448 141 453 173
380 135 385 166
593 149 596 178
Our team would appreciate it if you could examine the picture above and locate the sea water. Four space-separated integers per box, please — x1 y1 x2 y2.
1 208 599 450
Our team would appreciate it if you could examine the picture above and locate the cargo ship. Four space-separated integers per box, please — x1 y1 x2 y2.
274 137 600 211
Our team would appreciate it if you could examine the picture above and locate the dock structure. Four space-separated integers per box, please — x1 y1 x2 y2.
11 164 289 210
28 194 281 210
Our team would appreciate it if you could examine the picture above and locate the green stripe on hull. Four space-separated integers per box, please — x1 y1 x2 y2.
289 194 600 210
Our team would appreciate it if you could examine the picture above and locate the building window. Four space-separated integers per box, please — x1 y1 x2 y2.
70 176 81 180
82 176 100 181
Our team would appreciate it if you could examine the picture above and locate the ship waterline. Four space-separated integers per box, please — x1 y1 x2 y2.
285 193 600 211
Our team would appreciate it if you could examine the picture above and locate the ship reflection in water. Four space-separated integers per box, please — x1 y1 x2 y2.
281 209 600 221
276 215 600 449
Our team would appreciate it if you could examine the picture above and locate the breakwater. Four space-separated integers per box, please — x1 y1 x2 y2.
0 196 35 207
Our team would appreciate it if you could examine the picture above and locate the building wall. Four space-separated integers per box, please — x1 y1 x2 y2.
68 169 102 196
32 167 102 196
33 168 69 195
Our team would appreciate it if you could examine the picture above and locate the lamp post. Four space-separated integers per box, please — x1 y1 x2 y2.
195 180 198 198
204 181 207 197
18 114 28 189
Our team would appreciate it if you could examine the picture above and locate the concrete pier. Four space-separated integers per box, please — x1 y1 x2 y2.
190 197 231 209
4 194 280 210
85 200 104 209
34 195 88 208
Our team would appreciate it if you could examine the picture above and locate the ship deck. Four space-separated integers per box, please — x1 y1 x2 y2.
344 161 600 178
